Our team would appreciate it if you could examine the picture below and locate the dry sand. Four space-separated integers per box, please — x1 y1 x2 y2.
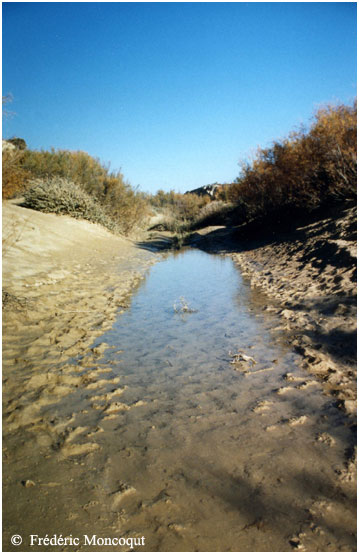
3 203 158 413
3 202 158 382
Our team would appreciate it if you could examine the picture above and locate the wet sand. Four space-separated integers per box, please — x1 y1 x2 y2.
3 202 158 549
231 205 357 420
191 204 356 419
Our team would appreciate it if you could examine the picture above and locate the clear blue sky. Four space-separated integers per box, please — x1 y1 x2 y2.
3 2 357 194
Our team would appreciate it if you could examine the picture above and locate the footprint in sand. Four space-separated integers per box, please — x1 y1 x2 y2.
252 400 274 413
105 402 131 414
60 442 100 458
296 380 319 390
110 483 137 510
102 399 147 419
48 424 102 458
275 386 294 395
266 414 309 431
283 372 303 382
316 432 336 446
86 377 121 390
289 536 306 551
66 426 89 443
288 415 309 426
265 424 278 432
249 367 274 375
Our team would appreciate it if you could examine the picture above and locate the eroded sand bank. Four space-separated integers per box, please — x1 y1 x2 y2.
231 205 357 420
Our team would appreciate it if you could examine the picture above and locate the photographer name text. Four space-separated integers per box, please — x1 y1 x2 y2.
24 534 145 548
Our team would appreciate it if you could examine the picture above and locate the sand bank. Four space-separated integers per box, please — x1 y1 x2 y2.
3 203 160 549
3 201 158 428
231 205 357 420
190 204 356 421
4 199 156 309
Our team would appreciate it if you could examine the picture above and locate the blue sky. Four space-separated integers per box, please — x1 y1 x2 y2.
3 2 357 194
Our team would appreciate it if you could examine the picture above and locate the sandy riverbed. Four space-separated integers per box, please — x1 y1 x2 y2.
190 204 357 492
3 203 159 427
2 201 356 551
3 202 158 377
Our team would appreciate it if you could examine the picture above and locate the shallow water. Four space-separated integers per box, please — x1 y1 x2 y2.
89 249 354 551
4 249 355 552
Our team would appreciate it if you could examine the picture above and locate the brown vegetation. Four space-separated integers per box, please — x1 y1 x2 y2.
2 147 149 235
154 102 357 237
150 189 211 231
3 101 355 237
227 102 357 223
2 149 30 199
22 177 119 232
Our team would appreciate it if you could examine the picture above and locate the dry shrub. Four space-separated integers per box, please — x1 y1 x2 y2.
151 190 210 229
22 177 119 232
178 193 210 221
21 149 111 195
100 176 149 234
309 103 357 197
228 102 357 222
19 149 149 234
2 149 30 199
191 200 234 229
